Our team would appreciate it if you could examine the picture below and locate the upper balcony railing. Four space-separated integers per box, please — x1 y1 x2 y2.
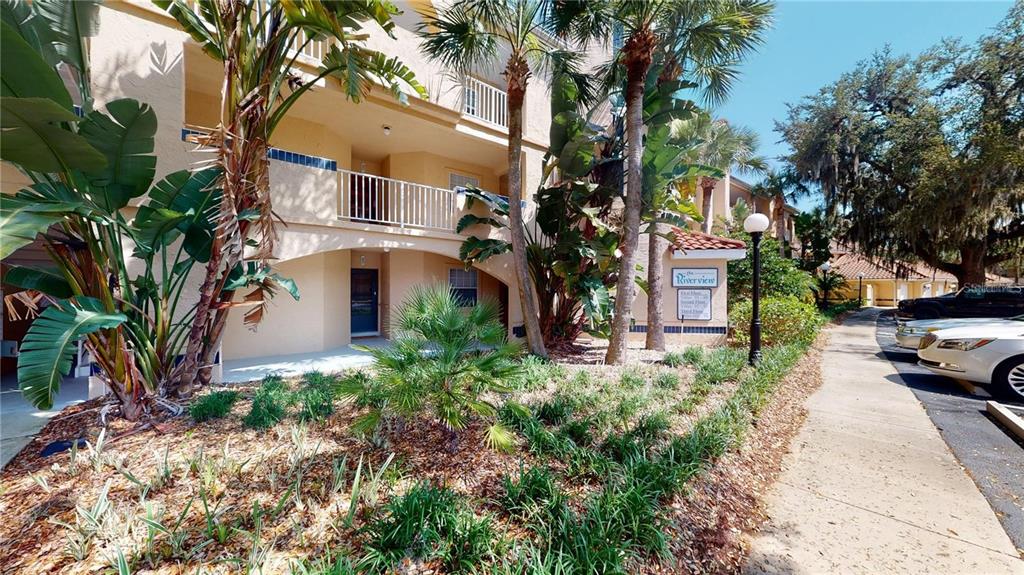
338 169 459 231
463 76 508 128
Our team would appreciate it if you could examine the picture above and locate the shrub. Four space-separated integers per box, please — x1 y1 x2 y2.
694 348 746 386
682 346 704 366
727 237 815 304
297 371 336 422
661 351 684 368
244 376 293 429
619 369 645 390
630 412 670 445
499 465 565 523
730 295 824 347
189 390 239 422
515 355 566 391
535 395 575 425
339 284 524 450
557 418 594 447
360 483 496 573
654 372 679 390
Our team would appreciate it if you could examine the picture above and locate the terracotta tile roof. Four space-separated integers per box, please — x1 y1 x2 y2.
672 229 746 251
830 252 902 280
830 252 959 283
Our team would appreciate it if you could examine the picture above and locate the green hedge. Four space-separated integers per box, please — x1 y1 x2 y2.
730 295 824 348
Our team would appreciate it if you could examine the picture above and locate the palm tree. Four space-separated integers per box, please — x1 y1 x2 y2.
159 0 425 393
641 1 773 351
419 0 558 358
750 168 807 257
680 114 768 234
552 0 772 361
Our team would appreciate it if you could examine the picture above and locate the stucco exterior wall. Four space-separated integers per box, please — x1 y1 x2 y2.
627 235 733 346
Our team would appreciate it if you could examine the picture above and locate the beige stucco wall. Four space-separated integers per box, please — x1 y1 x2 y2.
627 235 733 346
833 278 957 307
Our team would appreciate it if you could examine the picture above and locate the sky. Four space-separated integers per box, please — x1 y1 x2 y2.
715 0 1013 211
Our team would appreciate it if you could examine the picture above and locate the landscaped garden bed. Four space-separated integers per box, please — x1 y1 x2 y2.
0 324 827 574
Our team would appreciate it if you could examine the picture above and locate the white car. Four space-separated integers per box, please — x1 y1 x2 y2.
896 315 1024 349
917 321 1024 402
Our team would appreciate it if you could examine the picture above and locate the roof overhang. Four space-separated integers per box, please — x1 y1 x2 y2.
672 249 747 261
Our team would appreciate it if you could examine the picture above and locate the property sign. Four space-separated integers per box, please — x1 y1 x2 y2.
671 268 718 288
677 289 712 321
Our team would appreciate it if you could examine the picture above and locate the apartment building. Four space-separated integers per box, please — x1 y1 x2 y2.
1 1 753 378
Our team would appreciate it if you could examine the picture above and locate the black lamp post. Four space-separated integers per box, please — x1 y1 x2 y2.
818 261 832 310
857 272 865 307
744 213 770 366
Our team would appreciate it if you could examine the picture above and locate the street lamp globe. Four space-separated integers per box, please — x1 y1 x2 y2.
743 213 770 234
819 261 831 272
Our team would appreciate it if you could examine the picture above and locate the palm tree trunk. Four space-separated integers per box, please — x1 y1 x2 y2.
607 30 655 365
774 196 787 257
700 177 717 234
645 227 666 351
506 58 546 357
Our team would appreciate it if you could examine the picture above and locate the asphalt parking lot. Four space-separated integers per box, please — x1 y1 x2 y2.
875 311 1024 553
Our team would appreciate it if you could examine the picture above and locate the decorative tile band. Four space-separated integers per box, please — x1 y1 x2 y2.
181 128 337 171
629 325 728 335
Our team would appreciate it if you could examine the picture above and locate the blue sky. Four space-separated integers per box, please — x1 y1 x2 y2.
715 0 1013 210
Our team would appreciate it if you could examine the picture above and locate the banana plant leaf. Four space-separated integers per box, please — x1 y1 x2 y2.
456 214 503 233
0 2 59 66
132 167 222 261
3 265 73 298
79 99 158 211
0 97 106 172
0 196 82 259
0 21 70 108
18 296 126 410
30 0 101 74
459 237 510 266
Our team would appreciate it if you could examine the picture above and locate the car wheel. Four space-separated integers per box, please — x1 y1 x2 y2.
992 356 1024 403
914 307 940 320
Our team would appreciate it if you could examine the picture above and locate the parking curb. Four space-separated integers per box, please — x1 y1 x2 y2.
986 401 1024 441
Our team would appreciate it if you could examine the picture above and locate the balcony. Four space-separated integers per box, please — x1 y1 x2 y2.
338 169 460 232
463 77 509 128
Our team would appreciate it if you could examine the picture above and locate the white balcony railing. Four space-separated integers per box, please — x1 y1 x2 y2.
338 169 459 231
463 76 508 128
290 28 328 62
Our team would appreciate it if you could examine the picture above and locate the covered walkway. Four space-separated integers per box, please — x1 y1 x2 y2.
219 338 385 383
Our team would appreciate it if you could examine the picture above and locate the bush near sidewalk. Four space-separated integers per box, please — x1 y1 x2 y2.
730 295 824 347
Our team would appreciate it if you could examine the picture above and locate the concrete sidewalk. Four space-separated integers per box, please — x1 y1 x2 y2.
745 309 1024 574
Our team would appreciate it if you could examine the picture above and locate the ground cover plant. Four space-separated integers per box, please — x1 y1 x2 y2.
0 287 826 574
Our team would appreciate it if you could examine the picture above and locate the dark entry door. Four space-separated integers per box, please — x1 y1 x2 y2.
351 269 379 334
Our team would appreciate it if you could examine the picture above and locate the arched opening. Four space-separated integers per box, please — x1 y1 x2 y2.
220 246 514 364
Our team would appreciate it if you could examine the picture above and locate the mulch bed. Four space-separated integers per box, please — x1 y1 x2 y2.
0 332 827 574
651 329 828 574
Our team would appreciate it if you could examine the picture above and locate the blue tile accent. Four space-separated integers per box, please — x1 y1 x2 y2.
180 127 337 172
628 324 728 335
682 326 728 335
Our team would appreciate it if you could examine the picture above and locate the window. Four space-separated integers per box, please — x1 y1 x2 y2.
449 172 481 191
449 268 478 307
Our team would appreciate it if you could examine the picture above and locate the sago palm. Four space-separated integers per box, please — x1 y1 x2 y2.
341 284 524 451
418 0 559 359
158 0 426 393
